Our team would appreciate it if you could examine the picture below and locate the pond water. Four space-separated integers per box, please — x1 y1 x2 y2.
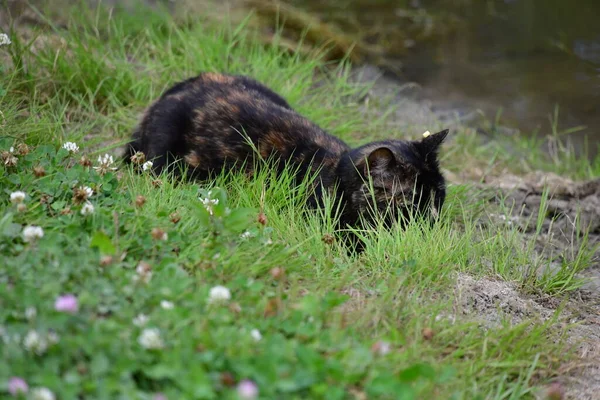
289 0 600 156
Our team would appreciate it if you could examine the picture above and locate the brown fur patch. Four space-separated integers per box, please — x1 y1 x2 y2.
184 150 202 168
203 72 234 84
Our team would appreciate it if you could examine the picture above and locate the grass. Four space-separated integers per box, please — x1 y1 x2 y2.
1 2 598 399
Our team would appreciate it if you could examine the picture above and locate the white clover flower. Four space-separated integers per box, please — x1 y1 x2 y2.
133 314 149 327
250 329 262 342
142 161 153 171
47 331 60 345
23 330 48 355
25 307 37 320
10 191 26 204
80 202 95 216
208 285 231 304
30 387 55 400
200 197 219 215
62 141 79 153
94 153 117 175
98 154 114 165
0 33 11 46
81 186 94 198
160 300 174 310
138 328 164 350
133 262 152 284
240 231 254 240
372 340 391 356
22 226 44 242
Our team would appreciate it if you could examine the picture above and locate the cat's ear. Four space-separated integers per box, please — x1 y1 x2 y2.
415 129 448 161
366 147 396 173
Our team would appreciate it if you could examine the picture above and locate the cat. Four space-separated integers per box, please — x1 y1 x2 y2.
125 72 448 231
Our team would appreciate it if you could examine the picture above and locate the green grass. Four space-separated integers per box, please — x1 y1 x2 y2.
0 3 598 399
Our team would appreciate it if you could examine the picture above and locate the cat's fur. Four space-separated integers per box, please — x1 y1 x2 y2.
125 72 448 229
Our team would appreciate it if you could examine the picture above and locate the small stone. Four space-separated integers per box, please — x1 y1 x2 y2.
546 382 565 400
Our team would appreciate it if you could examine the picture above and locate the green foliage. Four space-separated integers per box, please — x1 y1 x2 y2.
0 2 594 399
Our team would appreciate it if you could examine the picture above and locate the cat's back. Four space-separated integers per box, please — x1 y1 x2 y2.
129 72 349 177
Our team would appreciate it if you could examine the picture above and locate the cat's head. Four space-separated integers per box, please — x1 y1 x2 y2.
337 129 448 228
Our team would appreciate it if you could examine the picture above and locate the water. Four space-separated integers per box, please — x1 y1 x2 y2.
288 0 600 155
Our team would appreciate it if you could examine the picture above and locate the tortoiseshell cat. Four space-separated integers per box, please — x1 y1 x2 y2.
125 72 448 230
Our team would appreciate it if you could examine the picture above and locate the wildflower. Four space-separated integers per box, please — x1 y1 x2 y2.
0 33 11 46
200 197 219 215
371 340 391 356
160 300 174 310
4 154 18 167
25 307 36 320
135 195 146 208
236 380 259 400
142 161 153 171
422 130 431 138
9 146 14 153
15 143 29 156
30 387 55 400
169 212 181 224
23 330 48 355
62 141 79 153
80 202 95 216
79 156 92 167
130 151 146 164
257 212 267 226
250 329 262 342
133 314 149 327
422 327 434 341
133 261 152 284
33 165 46 177
240 231 254 240
10 191 26 204
54 294 78 314
99 255 113 266
151 228 168 241
208 285 231 304
8 377 28 396
22 226 44 243
47 331 60 345
94 153 117 175
138 328 164 350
